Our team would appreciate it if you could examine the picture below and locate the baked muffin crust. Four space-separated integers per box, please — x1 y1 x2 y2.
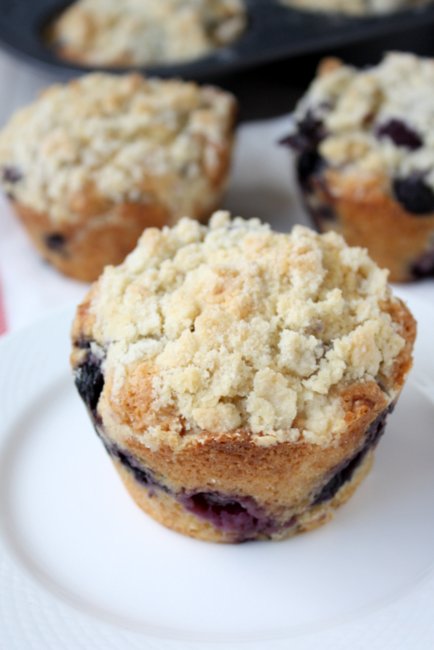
0 74 235 225
73 211 407 450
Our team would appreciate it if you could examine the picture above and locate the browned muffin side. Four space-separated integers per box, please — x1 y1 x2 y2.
71 212 416 542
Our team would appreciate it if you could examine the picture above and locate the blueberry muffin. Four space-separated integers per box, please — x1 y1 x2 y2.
0 74 236 282
284 53 434 282
280 0 430 15
71 211 415 543
49 0 246 68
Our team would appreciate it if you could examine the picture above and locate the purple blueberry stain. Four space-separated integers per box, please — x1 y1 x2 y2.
280 111 326 153
74 337 92 350
313 406 390 506
45 232 67 253
279 110 327 192
74 351 104 416
2 165 22 184
101 438 287 541
411 248 434 278
297 150 325 189
393 174 434 215
376 119 422 150
179 491 272 539
309 202 337 230
107 444 166 494
280 110 326 153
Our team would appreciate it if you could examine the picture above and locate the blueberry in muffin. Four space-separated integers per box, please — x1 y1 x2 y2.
283 53 434 282
71 211 415 543
0 73 236 282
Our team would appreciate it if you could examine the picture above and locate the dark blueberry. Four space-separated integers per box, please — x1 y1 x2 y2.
180 491 273 539
280 111 326 153
74 354 104 415
45 233 66 252
376 119 422 150
309 203 336 230
297 150 324 188
74 337 92 350
364 405 390 447
99 445 298 541
110 447 164 490
313 407 389 506
2 166 22 184
393 175 434 215
410 248 434 278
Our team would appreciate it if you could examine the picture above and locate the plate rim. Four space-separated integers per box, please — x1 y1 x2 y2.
0 299 434 647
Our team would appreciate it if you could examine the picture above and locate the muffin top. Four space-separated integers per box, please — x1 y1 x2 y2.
291 53 434 213
49 0 246 66
280 0 429 15
74 211 407 450
0 73 235 224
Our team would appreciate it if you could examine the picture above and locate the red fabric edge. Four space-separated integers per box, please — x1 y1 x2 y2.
0 279 7 335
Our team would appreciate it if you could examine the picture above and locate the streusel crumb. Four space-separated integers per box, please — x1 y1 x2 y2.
0 74 235 225
87 212 405 448
293 52 434 191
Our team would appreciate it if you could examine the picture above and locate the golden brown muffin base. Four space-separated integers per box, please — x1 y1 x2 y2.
95 379 391 543
304 170 434 282
13 199 172 282
112 449 374 543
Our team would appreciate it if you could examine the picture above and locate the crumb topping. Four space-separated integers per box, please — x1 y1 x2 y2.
49 0 246 66
293 53 434 190
86 211 405 448
0 74 235 224
280 0 429 14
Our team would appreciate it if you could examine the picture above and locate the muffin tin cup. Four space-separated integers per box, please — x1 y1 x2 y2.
1 0 434 80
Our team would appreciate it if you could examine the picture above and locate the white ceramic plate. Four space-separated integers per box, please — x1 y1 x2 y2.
0 297 433 650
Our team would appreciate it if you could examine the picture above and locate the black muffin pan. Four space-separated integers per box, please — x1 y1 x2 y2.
1 0 434 80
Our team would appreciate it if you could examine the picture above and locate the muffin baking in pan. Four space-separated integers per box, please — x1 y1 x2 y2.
71 212 415 543
48 0 247 68
284 52 434 282
1 0 434 79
